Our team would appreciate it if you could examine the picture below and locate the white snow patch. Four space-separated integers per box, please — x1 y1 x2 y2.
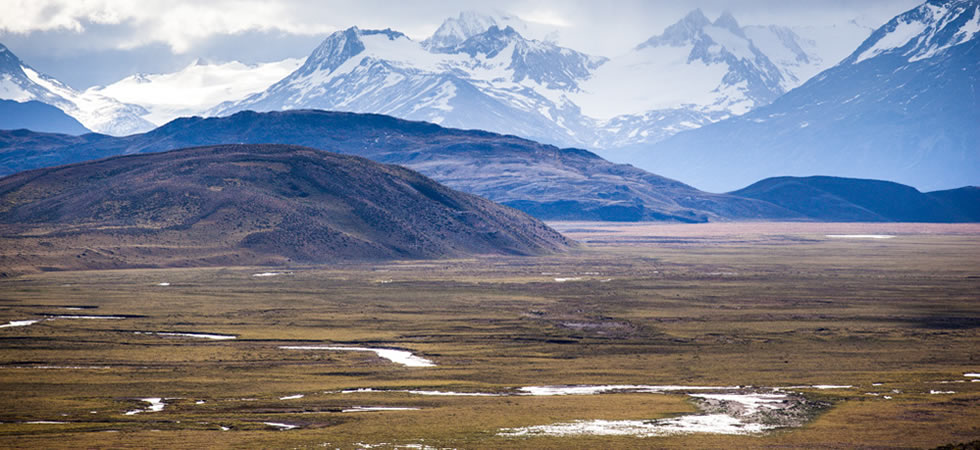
125 398 165 415
264 422 298 430
809 385 853 389
0 319 41 328
572 43 730 118
252 272 285 277
964 373 980 377
342 406 420 413
280 394 304 400
0 75 32 101
404 390 500 397
929 390 955 394
51 315 126 320
517 385 738 396
553 277 582 282
499 414 770 437
91 58 303 126
156 282 170 286
279 346 435 367
689 393 788 414
703 26 755 61
138 331 236 340
855 19 927 63
25 421 68 424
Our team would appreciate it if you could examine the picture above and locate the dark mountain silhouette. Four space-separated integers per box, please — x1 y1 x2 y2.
0 109 798 223
731 176 980 222
0 144 570 271
0 99 90 135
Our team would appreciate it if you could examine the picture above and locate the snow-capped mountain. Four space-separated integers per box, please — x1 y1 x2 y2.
636 0 980 192
211 26 605 147
213 10 859 150
578 10 784 119
88 58 303 126
577 9 798 150
0 43 154 136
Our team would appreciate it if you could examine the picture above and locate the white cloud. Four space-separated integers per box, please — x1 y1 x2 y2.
1 0 338 53
1 0 924 57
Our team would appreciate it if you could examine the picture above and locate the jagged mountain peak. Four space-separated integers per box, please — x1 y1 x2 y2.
299 27 410 77
639 9 711 48
848 0 979 64
713 10 746 37
423 10 535 51
450 25 604 91
453 25 524 58
425 10 503 49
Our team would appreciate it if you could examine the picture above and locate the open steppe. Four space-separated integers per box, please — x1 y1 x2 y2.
0 222 978 448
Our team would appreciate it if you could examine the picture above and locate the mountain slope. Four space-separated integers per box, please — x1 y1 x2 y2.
0 109 798 223
0 99 90 135
730 176 978 222
636 0 980 192
0 43 155 136
88 58 303 126
0 143 571 270
926 186 980 221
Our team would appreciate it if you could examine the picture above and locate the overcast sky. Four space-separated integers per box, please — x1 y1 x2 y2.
1 0 922 89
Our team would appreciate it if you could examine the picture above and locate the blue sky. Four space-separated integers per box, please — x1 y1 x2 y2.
1 0 922 89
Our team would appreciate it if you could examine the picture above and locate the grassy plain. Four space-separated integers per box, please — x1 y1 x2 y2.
0 222 978 448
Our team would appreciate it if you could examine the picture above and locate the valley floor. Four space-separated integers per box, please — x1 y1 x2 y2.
0 222 978 448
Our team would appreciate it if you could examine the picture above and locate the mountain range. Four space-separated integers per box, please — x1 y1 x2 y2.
0 143 571 270
1 109 976 223
0 110 797 222
632 0 979 192
1 2 977 198
733 176 979 222
1 9 863 149
210 9 853 150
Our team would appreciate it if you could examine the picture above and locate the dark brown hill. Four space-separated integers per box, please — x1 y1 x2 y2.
0 144 570 271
